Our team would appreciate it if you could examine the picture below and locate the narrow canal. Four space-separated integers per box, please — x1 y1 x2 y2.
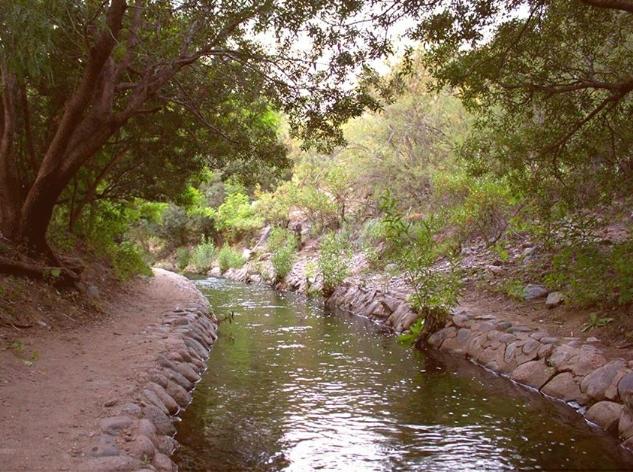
174 277 633 471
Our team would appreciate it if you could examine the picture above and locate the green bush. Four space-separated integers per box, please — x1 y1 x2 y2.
215 191 263 242
175 247 191 271
545 240 633 307
268 227 297 282
318 231 352 296
217 245 246 272
110 241 152 280
189 240 216 273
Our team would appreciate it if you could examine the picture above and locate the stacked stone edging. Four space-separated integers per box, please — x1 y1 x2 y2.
80 273 218 472
325 280 633 452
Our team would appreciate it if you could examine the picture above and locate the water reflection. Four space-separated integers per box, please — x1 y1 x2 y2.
174 277 633 471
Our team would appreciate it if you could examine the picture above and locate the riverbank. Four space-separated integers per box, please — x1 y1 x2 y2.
0 269 216 472
209 242 633 454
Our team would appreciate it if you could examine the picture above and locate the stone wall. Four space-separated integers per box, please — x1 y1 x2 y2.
79 275 218 472
326 279 633 453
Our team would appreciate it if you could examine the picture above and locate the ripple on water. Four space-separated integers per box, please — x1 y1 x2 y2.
173 277 633 472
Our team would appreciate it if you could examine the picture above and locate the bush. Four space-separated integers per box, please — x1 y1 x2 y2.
189 240 216 273
545 240 633 307
268 227 297 282
215 191 263 242
110 241 152 280
217 245 246 272
175 247 191 271
318 231 352 296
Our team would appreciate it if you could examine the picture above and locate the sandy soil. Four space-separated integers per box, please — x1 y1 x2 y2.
0 269 200 472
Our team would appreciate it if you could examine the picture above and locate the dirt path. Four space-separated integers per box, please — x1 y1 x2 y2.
0 269 203 472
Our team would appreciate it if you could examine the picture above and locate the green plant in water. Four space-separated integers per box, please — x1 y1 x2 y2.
581 313 614 333
398 317 425 346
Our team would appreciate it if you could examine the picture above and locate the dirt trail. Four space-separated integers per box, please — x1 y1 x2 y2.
0 269 200 472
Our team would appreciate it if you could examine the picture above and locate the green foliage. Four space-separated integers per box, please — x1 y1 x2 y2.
582 314 615 333
501 279 525 301
175 247 191 271
397 317 425 346
545 240 633 308
318 231 353 296
378 193 460 332
217 245 246 273
110 242 152 280
215 190 263 242
190 240 216 273
268 228 297 282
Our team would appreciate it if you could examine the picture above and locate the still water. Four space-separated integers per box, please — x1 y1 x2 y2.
174 277 633 471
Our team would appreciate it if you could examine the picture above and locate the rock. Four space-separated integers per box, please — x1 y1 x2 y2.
121 403 142 418
143 387 170 414
619 408 633 440
128 434 156 461
99 416 135 435
78 455 143 472
165 380 191 408
156 435 178 455
153 452 175 472
137 419 157 443
104 398 117 408
580 360 626 402
545 291 565 308
541 372 586 403
511 360 556 389
147 382 179 415
142 405 176 436
571 346 607 376
164 368 194 391
585 401 623 433
209 267 222 277
88 434 120 457
524 284 548 301
618 373 633 409
86 284 100 298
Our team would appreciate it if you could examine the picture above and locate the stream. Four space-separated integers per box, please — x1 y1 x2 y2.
173 277 633 471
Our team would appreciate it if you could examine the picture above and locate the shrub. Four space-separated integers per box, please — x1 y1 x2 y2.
545 239 633 307
318 231 352 296
110 241 152 280
268 228 297 282
217 245 246 272
175 247 191 271
215 191 263 242
189 240 216 273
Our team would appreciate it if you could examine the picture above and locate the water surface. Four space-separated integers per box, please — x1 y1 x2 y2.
174 277 633 471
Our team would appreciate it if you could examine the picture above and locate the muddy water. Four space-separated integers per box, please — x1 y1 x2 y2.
174 277 633 471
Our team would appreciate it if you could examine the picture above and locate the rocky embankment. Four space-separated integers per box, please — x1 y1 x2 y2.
80 271 218 472
219 249 633 453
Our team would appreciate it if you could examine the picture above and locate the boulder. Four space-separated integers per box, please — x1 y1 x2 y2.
618 373 633 409
99 416 135 436
142 405 176 436
580 360 626 402
545 291 565 308
524 284 548 301
585 401 623 433
619 407 633 440
78 456 143 472
541 372 587 403
511 360 556 389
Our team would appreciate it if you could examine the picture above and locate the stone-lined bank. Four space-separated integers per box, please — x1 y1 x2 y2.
80 271 218 472
327 281 633 452
222 262 633 453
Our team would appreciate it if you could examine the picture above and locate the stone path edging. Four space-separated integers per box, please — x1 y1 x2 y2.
326 281 633 453
79 274 218 472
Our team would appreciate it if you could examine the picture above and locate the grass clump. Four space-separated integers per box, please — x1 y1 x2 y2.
217 245 246 272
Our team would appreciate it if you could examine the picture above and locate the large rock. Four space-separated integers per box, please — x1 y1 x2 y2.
618 372 633 409
78 456 143 472
585 401 623 433
99 416 135 435
619 407 633 440
571 345 606 376
580 360 626 402
541 372 587 403
142 405 176 436
511 360 556 389
524 284 548 301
